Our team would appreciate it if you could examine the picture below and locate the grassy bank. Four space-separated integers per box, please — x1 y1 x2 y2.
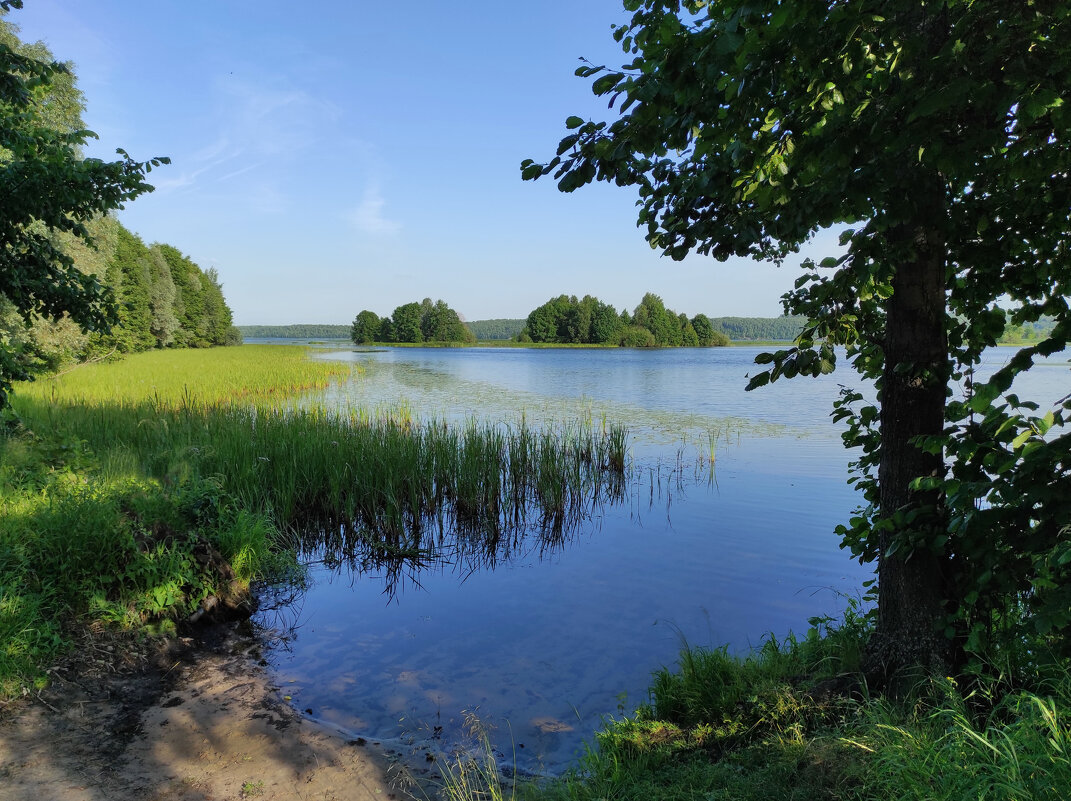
438 609 1071 801
1 346 629 696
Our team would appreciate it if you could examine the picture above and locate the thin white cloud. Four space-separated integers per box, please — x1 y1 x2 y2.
348 185 401 235
153 79 339 196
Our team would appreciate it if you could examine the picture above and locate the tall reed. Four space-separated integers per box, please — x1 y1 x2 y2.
13 347 631 577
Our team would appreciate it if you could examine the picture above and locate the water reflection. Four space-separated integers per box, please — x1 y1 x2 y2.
244 346 1071 773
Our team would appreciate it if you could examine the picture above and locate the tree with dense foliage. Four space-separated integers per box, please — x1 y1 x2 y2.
356 299 474 344
691 313 731 347
525 0 1071 679
389 302 425 343
350 310 381 344
419 297 474 343
0 5 167 406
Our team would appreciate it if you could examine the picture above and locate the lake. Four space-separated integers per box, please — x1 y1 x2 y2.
252 344 1068 774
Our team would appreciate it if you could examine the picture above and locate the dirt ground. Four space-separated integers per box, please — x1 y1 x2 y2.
0 623 443 801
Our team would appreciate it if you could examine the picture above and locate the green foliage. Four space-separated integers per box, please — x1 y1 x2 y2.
419 297 474 343
0 10 167 407
0 427 286 694
520 293 723 347
350 309 381 344
616 325 655 348
710 316 807 342
996 313 1056 345
844 677 1071 801
525 0 1071 673
391 301 425 343
236 324 351 339
355 298 476 344
466 318 525 341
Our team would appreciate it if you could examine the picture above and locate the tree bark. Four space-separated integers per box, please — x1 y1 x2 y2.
866 216 952 686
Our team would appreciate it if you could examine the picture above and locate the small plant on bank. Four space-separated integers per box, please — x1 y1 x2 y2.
436 712 520 801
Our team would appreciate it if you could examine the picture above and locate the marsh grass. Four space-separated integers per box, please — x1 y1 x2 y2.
30 345 352 407
14 346 631 560
3 345 632 692
15 398 629 558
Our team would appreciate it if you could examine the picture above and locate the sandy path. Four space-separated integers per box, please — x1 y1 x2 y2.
0 624 441 801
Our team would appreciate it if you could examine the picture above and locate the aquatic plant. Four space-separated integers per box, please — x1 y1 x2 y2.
12 346 633 589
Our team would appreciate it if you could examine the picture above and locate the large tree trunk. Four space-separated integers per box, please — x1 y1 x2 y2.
865 218 952 686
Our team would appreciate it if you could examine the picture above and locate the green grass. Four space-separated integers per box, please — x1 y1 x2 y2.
30 344 352 407
842 679 1071 801
507 604 1071 801
0 430 285 696
2 345 629 696
423 597 1071 801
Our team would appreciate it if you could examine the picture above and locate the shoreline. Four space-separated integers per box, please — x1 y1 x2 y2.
0 621 442 801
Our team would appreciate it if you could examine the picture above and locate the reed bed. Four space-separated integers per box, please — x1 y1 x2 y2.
13 346 630 569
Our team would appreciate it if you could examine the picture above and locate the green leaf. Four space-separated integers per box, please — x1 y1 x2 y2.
592 73 623 95
745 371 770 390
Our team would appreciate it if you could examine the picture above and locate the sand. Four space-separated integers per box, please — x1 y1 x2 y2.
0 623 442 801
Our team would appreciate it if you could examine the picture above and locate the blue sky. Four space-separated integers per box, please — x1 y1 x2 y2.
11 1 838 325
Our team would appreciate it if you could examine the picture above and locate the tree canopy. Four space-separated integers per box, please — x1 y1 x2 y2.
350 298 476 345
520 292 726 346
0 4 169 405
525 0 1071 679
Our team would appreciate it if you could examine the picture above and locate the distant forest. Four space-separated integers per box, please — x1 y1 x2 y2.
466 319 526 340
240 315 810 342
710 316 808 340
238 324 351 339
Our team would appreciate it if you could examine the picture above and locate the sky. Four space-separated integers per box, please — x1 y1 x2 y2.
9 1 841 326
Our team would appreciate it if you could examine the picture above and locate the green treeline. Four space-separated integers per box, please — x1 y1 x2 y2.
708 316 808 341
237 324 352 339
0 17 238 380
0 215 239 376
519 293 729 347
466 319 526 341
351 298 476 344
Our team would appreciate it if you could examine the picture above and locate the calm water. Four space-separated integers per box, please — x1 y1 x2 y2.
253 345 1068 773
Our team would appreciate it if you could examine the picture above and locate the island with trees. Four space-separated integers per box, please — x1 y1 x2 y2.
350 298 476 344
519 292 729 347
